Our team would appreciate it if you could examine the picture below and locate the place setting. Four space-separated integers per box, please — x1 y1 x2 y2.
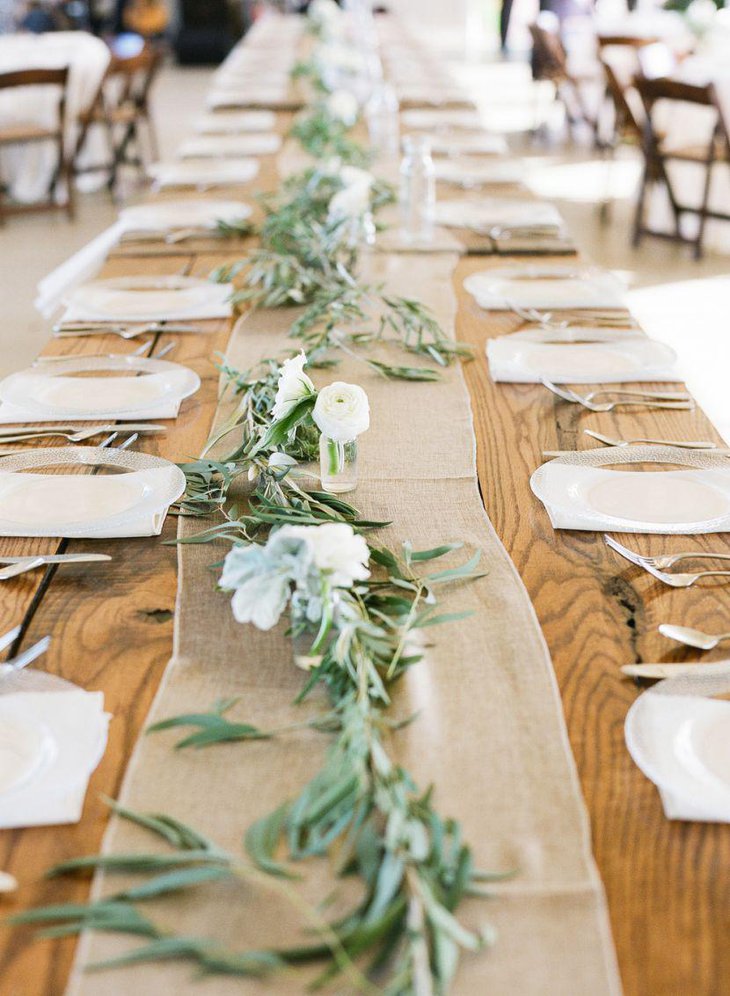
115 198 253 248
177 132 283 159
148 158 260 192
440 201 575 254
464 262 626 313
194 110 277 133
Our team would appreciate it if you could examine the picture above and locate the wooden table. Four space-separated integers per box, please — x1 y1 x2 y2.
0 119 728 996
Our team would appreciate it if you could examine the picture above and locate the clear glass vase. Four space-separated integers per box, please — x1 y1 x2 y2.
399 134 435 244
319 435 358 493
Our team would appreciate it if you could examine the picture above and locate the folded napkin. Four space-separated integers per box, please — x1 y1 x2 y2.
626 691 730 823
0 464 185 538
530 458 730 534
195 110 277 132
36 200 250 316
178 133 282 158
401 109 483 130
148 158 259 189
435 198 563 232
0 398 180 423
428 134 509 156
0 690 109 828
486 334 678 383
207 89 290 110
434 159 525 186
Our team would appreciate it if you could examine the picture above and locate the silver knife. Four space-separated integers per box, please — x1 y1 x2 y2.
621 662 729 679
0 554 113 565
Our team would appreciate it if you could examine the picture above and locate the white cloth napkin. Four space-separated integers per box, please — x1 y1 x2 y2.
178 133 282 158
207 88 289 109
428 134 509 156
436 199 563 232
149 158 259 189
0 690 109 828
434 159 525 186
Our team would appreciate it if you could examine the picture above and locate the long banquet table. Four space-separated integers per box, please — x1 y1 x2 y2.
0 15 729 996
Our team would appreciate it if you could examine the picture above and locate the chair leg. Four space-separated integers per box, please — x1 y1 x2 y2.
632 166 649 247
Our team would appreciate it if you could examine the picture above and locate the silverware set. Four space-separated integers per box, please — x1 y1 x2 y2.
0 553 112 581
584 429 720 451
52 322 209 339
541 379 694 413
0 423 165 446
505 301 638 329
605 535 730 588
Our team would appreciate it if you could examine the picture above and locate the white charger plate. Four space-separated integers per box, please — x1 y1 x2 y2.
119 198 252 231
401 109 483 130
0 355 200 418
626 692 730 819
530 447 730 533
464 264 625 311
435 200 562 231
0 447 185 538
0 710 55 797
486 335 677 383
65 275 227 321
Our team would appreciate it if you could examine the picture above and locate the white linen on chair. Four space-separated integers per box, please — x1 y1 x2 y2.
0 32 110 203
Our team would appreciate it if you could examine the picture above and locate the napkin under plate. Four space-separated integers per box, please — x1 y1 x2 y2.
149 159 259 189
178 133 282 158
464 265 625 311
195 110 276 132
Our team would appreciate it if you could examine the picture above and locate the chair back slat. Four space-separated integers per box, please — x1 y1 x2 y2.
0 67 69 90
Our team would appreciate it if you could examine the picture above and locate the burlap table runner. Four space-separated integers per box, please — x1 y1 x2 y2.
68 251 620 995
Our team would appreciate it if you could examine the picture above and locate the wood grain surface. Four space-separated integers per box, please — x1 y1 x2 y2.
0 81 728 996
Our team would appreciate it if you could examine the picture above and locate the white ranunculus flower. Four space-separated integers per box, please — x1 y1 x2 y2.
277 523 370 588
308 0 342 24
272 351 315 421
328 183 371 222
325 89 359 126
340 165 374 190
312 381 370 442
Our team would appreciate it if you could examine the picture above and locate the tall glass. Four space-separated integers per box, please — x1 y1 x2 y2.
399 135 435 243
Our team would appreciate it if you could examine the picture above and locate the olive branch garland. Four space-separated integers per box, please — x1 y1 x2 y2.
10 73 508 995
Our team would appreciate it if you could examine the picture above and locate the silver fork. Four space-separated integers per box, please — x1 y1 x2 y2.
0 558 46 581
585 429 719 450
541 380 694 413
0 424 165 445
582 388 691 403
605 534 730 572
52 323 204 339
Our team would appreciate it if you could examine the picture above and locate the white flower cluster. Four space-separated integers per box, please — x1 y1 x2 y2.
220 523 370 631
271 351 315 420
327 164 374 222
308 0 343 30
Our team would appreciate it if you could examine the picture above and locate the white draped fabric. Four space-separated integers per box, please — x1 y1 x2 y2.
0 32 110 203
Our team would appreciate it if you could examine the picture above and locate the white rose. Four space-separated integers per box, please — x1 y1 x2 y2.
340 165 374 190
328 184 371 222
278 522 370 588
308 0 342 25
313 382 370 442
272 351 315 421
325 89 359 126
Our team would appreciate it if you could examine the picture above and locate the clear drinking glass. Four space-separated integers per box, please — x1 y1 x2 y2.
319 435 358 493
399 135 436 243
365 83 400 160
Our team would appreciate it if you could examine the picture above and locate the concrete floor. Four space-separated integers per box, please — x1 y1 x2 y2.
0 56 728 439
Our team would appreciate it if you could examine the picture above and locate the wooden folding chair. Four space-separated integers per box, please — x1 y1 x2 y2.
0 67 74 222
529 14 600 143
73 41 162 196
633 74 730 259
596 35 658 149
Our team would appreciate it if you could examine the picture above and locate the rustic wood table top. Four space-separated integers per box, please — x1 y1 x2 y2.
0 110 728 996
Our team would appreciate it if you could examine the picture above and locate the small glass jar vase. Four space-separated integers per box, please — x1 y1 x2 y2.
399 134 435 244
319 435 358 493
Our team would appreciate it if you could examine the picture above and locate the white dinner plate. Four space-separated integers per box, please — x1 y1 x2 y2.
65 275 227 320
486 335 677 383
0 710 55 797
626 692 730 820
464 264 625 311
0 355 200 418
0 447 185 538
119 198 251 231
530 447 730 533
195 110 277 132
